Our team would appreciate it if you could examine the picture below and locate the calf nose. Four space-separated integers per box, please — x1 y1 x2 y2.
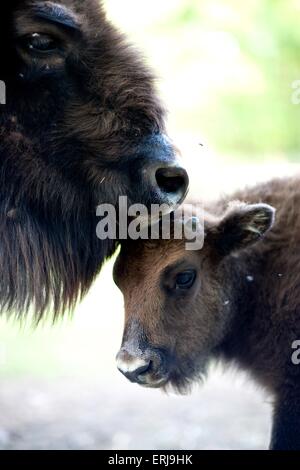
116 349 151 383
154 164 189 205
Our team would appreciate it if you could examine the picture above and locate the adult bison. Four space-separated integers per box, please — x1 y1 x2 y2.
0 1 188 319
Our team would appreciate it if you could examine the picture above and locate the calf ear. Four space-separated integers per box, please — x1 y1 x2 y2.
210 202 276 256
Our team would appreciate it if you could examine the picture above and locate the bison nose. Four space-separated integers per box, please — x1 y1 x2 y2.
154 164 189 206
116 349 151 384
134 134 189 207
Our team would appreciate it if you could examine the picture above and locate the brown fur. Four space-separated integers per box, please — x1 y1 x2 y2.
114 176 300 449
0 1 188 319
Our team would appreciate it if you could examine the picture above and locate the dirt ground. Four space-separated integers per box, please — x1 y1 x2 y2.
0 371 271 450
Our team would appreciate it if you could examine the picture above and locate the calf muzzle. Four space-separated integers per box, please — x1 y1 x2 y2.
116 343 169 388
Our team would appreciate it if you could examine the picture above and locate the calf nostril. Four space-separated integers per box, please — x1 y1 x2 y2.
155 166 189 203
134 360 151 377
124 359 151 383
116 353 151 383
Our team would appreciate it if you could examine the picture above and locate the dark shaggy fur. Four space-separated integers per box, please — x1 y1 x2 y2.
0 1 188 319
114 176 300 449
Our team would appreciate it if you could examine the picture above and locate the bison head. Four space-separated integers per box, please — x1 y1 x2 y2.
0 1 189 318
0 0 188 211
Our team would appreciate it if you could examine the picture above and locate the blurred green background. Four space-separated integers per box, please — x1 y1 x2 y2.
104 0 300 160
0 0 299 449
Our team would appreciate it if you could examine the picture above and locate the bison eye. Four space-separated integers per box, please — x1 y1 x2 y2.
22 33 59 53
175 270 196 290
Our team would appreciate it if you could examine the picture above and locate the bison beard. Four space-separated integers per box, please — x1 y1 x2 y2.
0 1 189 319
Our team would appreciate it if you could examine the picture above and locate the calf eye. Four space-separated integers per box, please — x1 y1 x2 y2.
22 33 60 53
175 270 196 290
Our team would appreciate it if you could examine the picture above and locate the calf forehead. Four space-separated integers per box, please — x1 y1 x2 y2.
115 239 186 288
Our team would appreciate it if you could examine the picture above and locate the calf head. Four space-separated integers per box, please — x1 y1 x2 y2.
114 202 275 392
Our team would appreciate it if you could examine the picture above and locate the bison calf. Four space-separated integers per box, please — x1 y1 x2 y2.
114 176 300 450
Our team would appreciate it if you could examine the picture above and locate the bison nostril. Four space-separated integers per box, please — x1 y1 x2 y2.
155 166 189 204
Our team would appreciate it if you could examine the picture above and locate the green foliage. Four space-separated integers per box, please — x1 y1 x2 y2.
152 0 300 159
